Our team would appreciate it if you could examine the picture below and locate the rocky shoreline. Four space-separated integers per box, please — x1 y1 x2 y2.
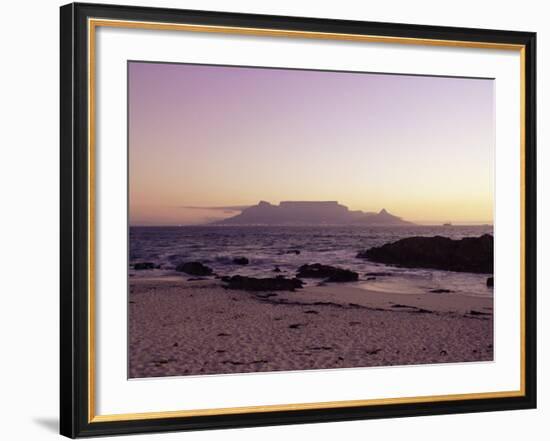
132 234 494 292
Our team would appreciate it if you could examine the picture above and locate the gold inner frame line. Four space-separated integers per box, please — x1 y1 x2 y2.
87 17 527 423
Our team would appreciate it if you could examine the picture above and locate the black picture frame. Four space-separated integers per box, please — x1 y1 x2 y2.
60 2 537 438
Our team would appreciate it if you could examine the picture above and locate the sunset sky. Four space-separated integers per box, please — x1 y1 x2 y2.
129 61 494 226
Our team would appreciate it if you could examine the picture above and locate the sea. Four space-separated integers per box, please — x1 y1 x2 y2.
129 225 494 298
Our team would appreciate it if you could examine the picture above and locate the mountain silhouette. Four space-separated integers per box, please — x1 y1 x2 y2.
213 201 413 226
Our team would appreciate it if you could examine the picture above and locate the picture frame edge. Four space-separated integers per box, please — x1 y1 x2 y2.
59 2 537 438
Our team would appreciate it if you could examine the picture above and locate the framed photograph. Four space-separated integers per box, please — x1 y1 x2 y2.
60 2 536 438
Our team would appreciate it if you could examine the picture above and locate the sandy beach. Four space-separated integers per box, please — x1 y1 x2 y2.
129 276 493 378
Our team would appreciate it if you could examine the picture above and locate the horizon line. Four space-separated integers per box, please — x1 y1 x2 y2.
129 222 494 228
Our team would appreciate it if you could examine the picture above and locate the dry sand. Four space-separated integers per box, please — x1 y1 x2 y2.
129 277 493 378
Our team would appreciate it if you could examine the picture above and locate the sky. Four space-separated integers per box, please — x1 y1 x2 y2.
129 61 494 226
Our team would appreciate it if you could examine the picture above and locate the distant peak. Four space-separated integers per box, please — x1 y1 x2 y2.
258 200 272 206
379 208 388 214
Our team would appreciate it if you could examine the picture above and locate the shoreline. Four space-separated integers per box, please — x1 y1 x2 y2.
130 268 494 300
129 277 493 378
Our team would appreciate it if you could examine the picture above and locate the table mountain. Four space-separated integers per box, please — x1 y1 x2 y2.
213 201 412 226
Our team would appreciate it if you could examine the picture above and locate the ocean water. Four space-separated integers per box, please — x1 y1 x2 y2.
129 225 494 298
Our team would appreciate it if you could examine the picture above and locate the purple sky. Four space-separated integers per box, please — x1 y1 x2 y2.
129 62 494 225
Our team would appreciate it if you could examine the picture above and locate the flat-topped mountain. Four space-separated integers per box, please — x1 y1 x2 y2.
213 201 413 226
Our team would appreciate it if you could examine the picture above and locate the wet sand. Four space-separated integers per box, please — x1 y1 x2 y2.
129 277 493 378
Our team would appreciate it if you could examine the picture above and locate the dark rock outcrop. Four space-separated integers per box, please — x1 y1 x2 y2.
133 262 156 270
357 234 493 274
233 257 249 265
222 275 303 291
175 261 213 276
296 263 359 282
486 277 494 287
285 249 301 255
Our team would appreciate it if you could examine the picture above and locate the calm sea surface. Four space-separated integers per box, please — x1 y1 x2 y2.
129 225 494 298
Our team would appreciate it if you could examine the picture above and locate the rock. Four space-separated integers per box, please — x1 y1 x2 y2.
233 257 249 265
286 249 301 255
366 277 376 281
486 277 494 287
365 271 393 276
222 275 304 291
430 289 453 293
357 234 493 274
255 292 278 299
133 262 156 270
273 266 282 273
175 261 213 276
296 263 359 282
